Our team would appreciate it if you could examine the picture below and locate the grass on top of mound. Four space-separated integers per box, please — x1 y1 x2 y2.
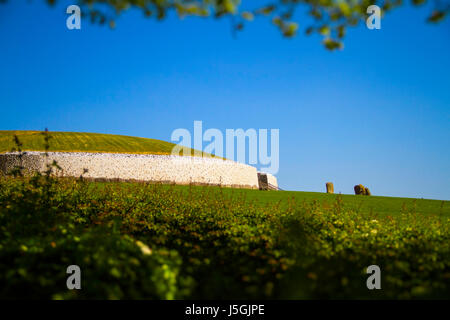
0 130 215 157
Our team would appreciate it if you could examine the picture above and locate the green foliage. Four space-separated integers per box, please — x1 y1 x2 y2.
278 199 450 298
0 174 448 299
0 176 192 299
23 0 448 50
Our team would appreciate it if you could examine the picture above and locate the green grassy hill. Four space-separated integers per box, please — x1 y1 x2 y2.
159 184 449 218
214 186 450 217
0 130 201 156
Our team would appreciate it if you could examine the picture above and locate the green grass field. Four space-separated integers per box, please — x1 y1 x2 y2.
84 181 450 219
207 187 450 218
0 130 202 156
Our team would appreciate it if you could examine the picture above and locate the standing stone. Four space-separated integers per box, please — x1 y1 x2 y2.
326 182 334 194
257 173 269 190
354 184 371 195
354 184 365 195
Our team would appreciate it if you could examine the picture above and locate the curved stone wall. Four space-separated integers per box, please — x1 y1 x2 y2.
266 173 278 189
0 152 260 189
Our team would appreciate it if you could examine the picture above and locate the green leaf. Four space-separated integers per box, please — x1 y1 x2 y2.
272 17 282 27
323 38 343 50
428 10 446 23
223 0 236 14
283 23 299 37
411 0 426 5
256 5 276 16
338 2 351 17
241 12 254 21
318 25 331 36
337 25 346 38
305 26 315 35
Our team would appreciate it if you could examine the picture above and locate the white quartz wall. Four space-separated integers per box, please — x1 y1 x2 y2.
0 152 260 189
266 173 278 189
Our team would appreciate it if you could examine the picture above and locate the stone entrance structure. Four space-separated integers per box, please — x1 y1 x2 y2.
257 172 279 190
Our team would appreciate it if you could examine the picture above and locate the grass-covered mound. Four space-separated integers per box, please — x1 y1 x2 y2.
0 172 448 299
0 130 200 156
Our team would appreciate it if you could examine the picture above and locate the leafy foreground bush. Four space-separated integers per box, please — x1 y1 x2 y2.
0 175 448 299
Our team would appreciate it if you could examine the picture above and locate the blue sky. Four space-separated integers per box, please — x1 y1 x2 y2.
0 1 449 200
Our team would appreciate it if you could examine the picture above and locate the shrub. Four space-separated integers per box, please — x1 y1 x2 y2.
0 176 192 299
0 174 448 299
